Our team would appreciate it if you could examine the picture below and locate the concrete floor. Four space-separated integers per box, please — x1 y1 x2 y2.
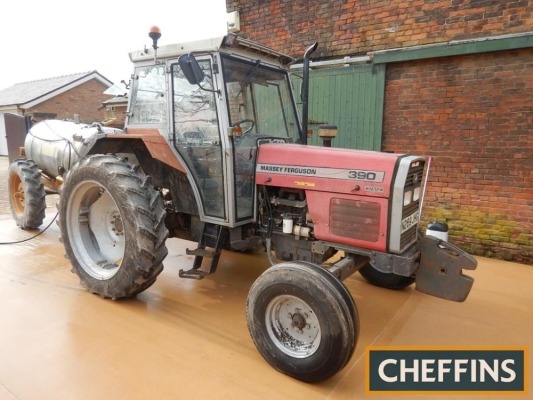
0 155 531 400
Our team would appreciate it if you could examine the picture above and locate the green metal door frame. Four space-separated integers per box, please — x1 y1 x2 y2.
292 63 386 151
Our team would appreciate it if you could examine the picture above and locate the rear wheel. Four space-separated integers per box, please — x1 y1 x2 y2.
246 261 359 382
358 262 415 290
58 155 168 299
8 159 46 229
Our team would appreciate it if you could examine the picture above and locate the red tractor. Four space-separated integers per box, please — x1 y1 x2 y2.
8 29 476 382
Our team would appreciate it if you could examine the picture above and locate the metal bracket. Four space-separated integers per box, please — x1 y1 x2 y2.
369 245 420 276
415 236 477 302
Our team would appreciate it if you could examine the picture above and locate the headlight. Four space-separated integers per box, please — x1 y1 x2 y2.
413 186 421 201
404 190 413 206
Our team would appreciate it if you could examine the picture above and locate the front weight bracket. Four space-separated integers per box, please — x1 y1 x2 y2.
415 235 477 302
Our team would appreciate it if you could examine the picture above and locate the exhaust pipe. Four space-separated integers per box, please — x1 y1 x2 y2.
300 42 318 145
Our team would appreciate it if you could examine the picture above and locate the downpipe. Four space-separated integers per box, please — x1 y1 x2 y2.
300 42 318 144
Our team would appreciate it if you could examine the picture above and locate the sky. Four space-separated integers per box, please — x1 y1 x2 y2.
0 0 228 91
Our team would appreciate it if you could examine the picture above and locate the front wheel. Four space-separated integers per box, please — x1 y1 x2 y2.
58 155 168 299
246 261 359 382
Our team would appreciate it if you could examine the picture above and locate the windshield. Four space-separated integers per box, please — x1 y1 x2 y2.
221 56 300 142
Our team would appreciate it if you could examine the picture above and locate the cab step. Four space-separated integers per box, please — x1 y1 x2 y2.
179 223 227 280
185 248 215 258
178 269 207 280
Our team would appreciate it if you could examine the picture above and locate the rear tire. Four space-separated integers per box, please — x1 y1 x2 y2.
8 159 46 229
58 155 168 299
246 261 359 382
358 262 415 290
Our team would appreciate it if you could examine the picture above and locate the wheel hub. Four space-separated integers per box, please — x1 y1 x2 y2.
288 309 308 332
265 295 321 358
67 181 125 280
112 214 124 235
10 177 24 213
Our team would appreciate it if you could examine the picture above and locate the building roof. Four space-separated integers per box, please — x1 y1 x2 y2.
0 71 113 108
102 96 128 105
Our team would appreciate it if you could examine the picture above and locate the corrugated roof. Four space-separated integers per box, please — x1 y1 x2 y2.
0 71 113 107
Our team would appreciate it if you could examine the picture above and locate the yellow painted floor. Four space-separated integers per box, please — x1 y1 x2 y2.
0 156 531 399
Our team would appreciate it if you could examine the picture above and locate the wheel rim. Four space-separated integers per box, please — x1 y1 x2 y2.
9 174 25 216
66 180 125 280
265 294 321 358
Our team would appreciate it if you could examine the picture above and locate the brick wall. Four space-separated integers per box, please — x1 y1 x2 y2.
26 79 111 123
384 48 532 263
228 0 532 58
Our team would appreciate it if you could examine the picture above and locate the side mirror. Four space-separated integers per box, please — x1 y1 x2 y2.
178 54 205 85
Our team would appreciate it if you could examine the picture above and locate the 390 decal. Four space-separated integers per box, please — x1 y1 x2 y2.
348 170 385 182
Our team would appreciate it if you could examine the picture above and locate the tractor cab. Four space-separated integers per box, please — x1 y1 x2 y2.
126 34 302 227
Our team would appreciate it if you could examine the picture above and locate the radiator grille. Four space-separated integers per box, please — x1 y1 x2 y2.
400 225 418 250
399 160 425 251
330 198 380 242
405 163 424 187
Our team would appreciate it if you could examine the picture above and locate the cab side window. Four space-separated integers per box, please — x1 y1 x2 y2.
129 66 167 125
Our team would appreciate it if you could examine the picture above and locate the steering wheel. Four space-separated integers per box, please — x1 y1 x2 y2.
231 119 255 136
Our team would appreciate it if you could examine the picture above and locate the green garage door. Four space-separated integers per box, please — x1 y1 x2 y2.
292 63 386 151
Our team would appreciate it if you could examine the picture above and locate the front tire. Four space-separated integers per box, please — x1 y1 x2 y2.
246 261 359 382
58 155 168 299
8 159 46 229
358 262 415 290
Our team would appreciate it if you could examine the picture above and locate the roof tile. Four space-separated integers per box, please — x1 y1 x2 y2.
0 71 111 107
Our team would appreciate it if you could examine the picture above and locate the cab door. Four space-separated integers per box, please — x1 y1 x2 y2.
170 56 227 220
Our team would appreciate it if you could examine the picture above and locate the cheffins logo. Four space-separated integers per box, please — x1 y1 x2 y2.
366 347 527 394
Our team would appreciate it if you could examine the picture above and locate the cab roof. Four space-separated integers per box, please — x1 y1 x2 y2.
129 34 294 67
